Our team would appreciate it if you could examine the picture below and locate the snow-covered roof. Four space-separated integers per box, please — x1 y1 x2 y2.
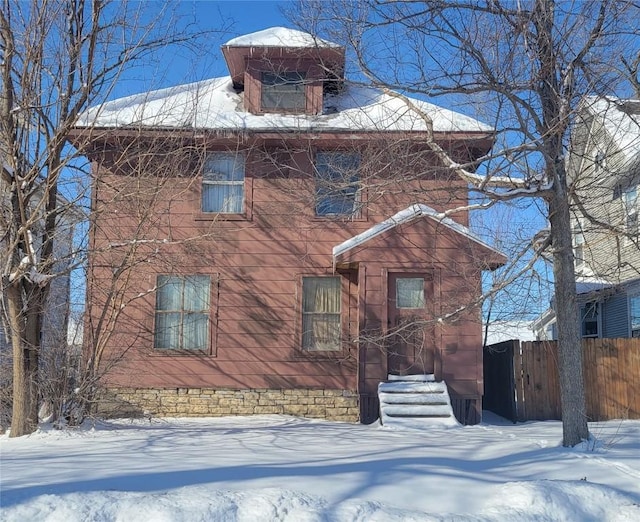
78 77 492 134
332 203 504 264
575 275 614 295
584 97 640 164
224 27 340 48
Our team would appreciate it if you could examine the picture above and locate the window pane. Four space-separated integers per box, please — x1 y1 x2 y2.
581 302 599 337
154 312 181 350
303 277 341 313
397 278 426 309
302 314 341 351
156 276 182 311
204 154 245 182
182 313 209 351
183 276 210 311
202 183 244 213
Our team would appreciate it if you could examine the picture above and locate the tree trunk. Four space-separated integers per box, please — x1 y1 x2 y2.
6 281 39 437
548 180 589 447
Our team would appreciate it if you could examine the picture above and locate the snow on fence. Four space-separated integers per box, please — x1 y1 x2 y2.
484 338 640 422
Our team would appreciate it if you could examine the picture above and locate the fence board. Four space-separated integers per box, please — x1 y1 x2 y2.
484 338 640 422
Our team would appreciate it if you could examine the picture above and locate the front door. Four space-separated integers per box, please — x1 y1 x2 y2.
387 273 435 375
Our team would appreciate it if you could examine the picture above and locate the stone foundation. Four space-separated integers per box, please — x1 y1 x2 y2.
99 387 360 422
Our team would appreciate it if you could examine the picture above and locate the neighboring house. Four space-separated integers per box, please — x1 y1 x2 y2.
70 27 505 425
533 97 640 340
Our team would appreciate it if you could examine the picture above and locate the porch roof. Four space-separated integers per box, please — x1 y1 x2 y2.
332 203 506 268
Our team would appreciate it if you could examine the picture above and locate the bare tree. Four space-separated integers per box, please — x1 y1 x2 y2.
292 0 640 446
0 0 218 437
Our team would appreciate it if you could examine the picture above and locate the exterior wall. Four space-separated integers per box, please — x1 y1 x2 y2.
571 117 640 284
102 387 359 422
88 134 488 422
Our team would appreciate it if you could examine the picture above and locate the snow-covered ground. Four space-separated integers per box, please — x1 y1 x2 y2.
1 413 639 521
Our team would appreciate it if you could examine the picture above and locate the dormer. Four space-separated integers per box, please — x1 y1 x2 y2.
221 27 345 116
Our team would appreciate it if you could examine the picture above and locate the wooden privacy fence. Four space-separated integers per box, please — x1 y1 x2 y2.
484 338 640 422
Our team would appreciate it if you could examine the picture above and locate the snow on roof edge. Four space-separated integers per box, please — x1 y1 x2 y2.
332 203 505 264
224 27 341 49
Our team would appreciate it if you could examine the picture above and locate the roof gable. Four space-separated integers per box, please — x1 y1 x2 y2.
333 204 505 269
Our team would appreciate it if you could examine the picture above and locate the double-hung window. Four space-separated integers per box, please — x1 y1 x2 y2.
302 277 341 351
154 275 211 351
202 153 245 213
261 71 306 112
315 152 360 216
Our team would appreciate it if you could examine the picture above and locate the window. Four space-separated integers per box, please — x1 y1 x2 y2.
315 152 360 216
302 277 341 351
202 153 245 213
573 218 585 268
630 294 640 338
581 301 599 338
623 185 638 235
261 71 306 112
594 150 606 173
154 275 210 351
396 278 426 309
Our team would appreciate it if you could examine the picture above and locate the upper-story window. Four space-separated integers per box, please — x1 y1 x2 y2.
573 217 585 268
261 71 306 112
594 150 606 173
202 153 245 213
623 185 638 235
315 152 360 216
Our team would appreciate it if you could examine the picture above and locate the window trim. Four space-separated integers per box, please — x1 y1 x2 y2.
152 274 216 355
201 152 246 216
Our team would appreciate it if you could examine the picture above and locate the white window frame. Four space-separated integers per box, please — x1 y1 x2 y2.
314 152 361 216
202 153 245 214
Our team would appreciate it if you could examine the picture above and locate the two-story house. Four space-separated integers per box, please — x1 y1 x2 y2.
70 27 504 425
533 97 640 340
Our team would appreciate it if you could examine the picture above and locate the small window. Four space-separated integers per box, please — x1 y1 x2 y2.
594 150 606 173
623 185 638 235
154 275 210 351
396 278 426 309
315 152 360 216
302 277 341 351
630 294 640 338
202 153 245 213
261 71 306 112
580 301 599 338
573 219 585 267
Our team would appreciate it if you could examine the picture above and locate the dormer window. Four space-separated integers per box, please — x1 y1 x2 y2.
261 71 306 112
